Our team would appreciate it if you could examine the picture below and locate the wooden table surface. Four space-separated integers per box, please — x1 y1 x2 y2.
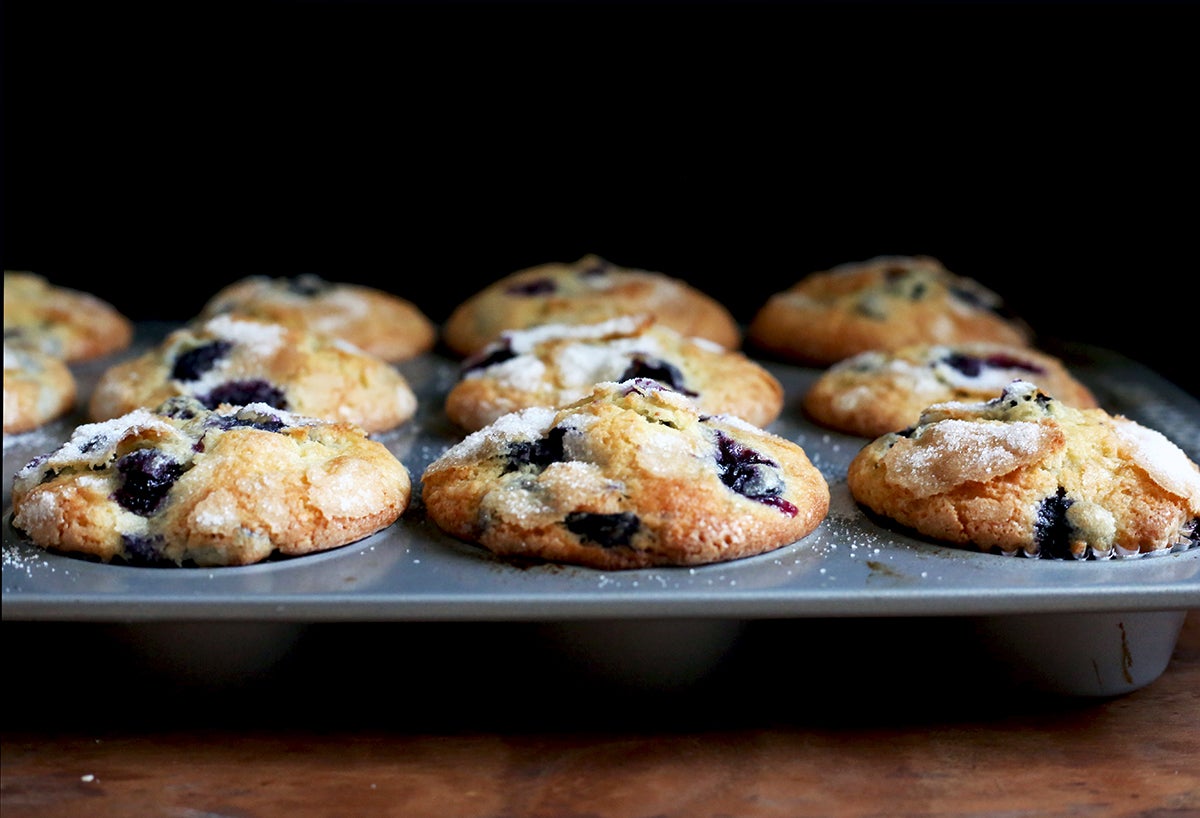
3 610 1198 818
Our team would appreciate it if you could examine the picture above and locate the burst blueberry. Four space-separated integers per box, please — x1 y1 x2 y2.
205 410 287 433
619 356 697 396
113 449 184 516
713 430 797 515
619 378 668 398
506 278 556 296
565 511 640 548
79 435 107 453
285 274 332 297
172 340 233 382
948 285 987 309
942 352 1043 378
198 379 287 410
122 533 168 564
504 426 567 472
461 340 517 375
158 396 203 420
992 383 1053 412
1034 486 1078 559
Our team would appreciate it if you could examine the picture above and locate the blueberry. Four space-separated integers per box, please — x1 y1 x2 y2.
22 453 50 472
79 435 107 454
994 384 1053 412
21 453 55 485
285 274 331 297
204 406 288 433
172 340 233 382
503 426 567 473
619 378 669 397
198 380 287 410
564 511 640 548
948 284 1016 321
948 285 987 309
461 339 518 375
122 533 168 564
506 278 556 296
942 352 1044 378
713 431 798 516
158 396 204 420
618 356 697 396
882 267 928 300
1034 486 1078 559
113 449 184 516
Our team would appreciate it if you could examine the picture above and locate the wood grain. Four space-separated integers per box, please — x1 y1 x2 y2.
4 611 1198 818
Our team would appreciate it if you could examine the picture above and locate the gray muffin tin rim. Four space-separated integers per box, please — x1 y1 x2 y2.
4 321 1197 625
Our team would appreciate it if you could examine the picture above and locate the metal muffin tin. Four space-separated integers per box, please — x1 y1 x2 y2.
4 322 1198 697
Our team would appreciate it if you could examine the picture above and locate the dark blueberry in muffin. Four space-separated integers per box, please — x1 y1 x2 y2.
993 383 1053 412
114 449 184 516
949 283 1020 321
461 340 517 375
22 453 50 472
205 406 288 433
122 533 169 564
713 431 798 516
172 341 233 382
198 380 287 411
947 285 989 310
285 274 332 297
565 511 640 548
506 278 557 296
21 453 54 485
79 435 108 454
619 378 669 397
942 352 1043 378
158 396 204 420
1034 486 1078 559
881 269 929 300
618 356 697 397
503 426 568 473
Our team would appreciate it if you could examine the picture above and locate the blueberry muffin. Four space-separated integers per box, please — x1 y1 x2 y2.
11 397 412 566
197 273 437 362
446 315 784 432
441 254 741 357
88 314 418 433
4 270 134 361
846 380 1200 559
803 342 1098 438
747 255 1034 366
3 341 78 434
422 378 830 569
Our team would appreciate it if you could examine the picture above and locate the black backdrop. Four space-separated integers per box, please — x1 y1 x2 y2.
5 1 1197 397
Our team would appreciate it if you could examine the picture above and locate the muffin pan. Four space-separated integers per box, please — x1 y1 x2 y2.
4 322 1198 696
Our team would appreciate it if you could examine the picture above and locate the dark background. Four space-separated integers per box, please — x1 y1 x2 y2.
5 1 1197 395
3 2 1198 733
